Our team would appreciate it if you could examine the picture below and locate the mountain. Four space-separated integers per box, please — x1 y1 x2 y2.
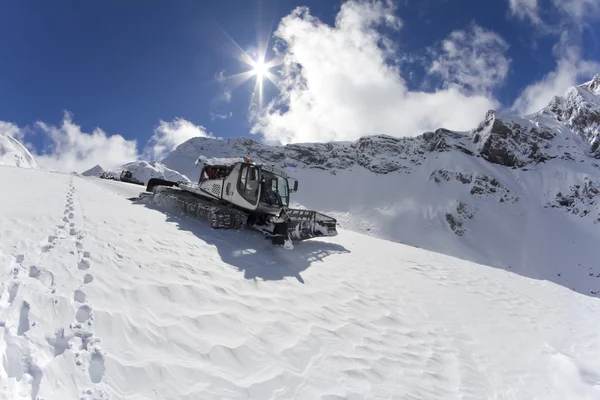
0 131 37 168
161 76 600 298
81 161 189 184
81 164 105 177
119 160 190 184
1 164 599 399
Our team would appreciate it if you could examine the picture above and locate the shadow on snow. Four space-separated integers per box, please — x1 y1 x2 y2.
133 200 350 283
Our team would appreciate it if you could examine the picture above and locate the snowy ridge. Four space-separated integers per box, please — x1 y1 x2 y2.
82 161 189 184
119 160 190 183
161 78 600 298
0 132 37 169
0 165 599 399
542 73 600 157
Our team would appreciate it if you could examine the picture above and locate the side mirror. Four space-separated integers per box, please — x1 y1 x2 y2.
293 180 299 192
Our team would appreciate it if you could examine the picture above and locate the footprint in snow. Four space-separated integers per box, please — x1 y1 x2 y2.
47 328 71 357
89 351 105 383
7 282 19 305
17 301 30 336
68 212 74 219
76 242 84 250
74 290 86 303
76 305 92 323
29 266 41 278
83 274 94 284
78 259 91 271
29 266 55 288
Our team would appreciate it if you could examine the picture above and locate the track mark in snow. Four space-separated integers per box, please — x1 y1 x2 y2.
3 339 23 379
89 351 105 383
69 222 75 228
63 216 69 223
83 251 90 258
78 259 91 270
17 301 30 335
76 305 92 323
68 212 74 219
24 355 43 400
7 282 19 305
74 290 86 303
76 241 83 249
15 254 24 264
83 274 94 284
47 328 71 357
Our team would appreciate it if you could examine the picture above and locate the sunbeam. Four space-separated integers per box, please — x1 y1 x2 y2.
211 22 282 110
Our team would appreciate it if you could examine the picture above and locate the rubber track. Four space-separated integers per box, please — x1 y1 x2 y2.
153 187 248 229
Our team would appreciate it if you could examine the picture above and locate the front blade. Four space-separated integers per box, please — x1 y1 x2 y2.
285 209 338 241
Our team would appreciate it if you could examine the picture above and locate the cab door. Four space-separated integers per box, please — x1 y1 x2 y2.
225 163 261 211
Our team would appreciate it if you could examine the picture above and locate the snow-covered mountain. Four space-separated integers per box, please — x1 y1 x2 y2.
161 75 600 298
82 161 189 184
0 131 37 169
81 165 105 177
1 165 599 399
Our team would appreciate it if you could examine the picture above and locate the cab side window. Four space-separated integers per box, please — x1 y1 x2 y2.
238 165 247 192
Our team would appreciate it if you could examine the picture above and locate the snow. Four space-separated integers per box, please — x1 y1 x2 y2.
82 165 104 177
196 155 245 166
1 165 600 399
0 132 36 169
81 161 190 185
119 160 190 184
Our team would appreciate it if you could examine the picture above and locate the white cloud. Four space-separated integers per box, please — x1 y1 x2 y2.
552 0 600 22
144 118 213 160
508 0 541 24
512 49 600 115
429 25 510 94
33 112 139 173
253 0 499 144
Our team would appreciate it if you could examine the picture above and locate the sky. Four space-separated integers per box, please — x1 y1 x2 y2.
0 0 599 172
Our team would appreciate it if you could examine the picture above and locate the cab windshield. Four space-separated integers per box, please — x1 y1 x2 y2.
260 170 289 206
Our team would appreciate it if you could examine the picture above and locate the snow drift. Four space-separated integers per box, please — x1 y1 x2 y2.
0 165 599 399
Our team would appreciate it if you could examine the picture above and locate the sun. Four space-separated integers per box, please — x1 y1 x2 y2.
252 59 269 80
211 27 282 109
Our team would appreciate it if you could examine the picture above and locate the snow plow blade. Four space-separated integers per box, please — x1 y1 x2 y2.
284 209 338 242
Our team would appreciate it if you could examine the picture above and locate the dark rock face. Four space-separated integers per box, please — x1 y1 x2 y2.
550 178 600 218
430 170 519 203
446 202 475 236
472 111 562 168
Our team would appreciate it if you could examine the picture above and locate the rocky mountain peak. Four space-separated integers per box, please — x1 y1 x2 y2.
587 73 600 93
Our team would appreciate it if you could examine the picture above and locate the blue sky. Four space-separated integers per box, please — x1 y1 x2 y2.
0 0 599 172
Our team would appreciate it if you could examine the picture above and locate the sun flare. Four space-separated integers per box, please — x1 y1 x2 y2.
252 59 269 80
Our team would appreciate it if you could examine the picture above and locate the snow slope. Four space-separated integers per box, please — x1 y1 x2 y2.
1 166 600 399
0 132 36 169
